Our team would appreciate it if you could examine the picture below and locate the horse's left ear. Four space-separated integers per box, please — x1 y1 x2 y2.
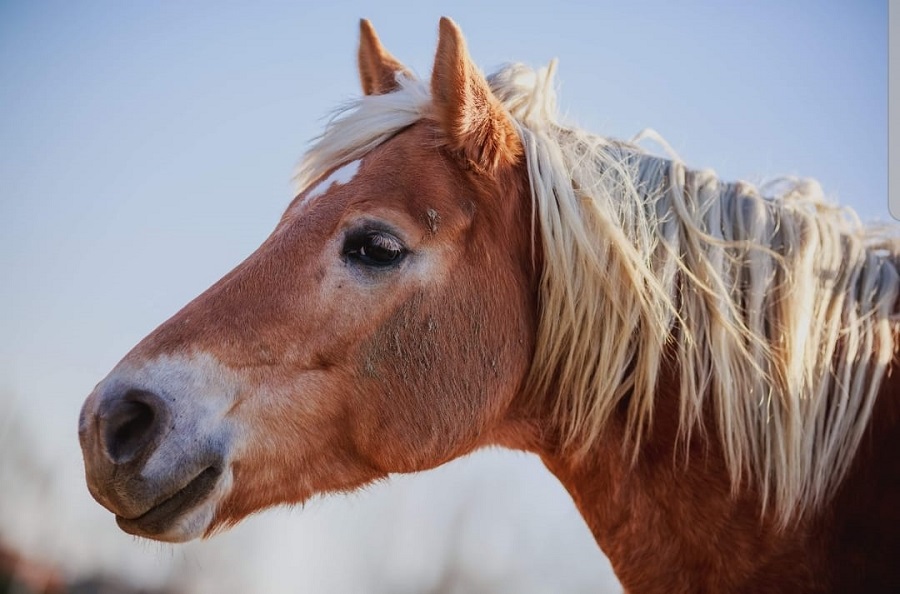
430 17 522 171
358 19 411 96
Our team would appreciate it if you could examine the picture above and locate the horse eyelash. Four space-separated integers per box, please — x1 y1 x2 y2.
342 229 407 266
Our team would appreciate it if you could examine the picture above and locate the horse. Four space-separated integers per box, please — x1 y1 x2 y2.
78 18 900 593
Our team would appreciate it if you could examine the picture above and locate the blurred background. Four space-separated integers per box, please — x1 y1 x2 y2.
0 1 888 592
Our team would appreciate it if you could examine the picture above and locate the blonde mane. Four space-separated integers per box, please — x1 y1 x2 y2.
295 64 900 521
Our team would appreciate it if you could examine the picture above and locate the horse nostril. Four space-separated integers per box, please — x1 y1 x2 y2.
101 390 167 464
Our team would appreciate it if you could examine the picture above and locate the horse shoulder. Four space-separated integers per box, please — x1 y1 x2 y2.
827 361 900 591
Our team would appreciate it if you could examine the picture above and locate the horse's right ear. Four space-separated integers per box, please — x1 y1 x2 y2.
430 17 521 172
358 19 411 96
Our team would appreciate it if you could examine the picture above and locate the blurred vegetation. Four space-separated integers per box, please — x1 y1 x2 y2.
1 542 179 594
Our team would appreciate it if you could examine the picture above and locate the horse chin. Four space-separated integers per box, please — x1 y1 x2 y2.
115 466 233 543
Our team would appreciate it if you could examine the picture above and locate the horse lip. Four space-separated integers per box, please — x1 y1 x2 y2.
116 466 221 537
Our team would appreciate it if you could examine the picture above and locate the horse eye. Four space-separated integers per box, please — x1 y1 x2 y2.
343 230 406 268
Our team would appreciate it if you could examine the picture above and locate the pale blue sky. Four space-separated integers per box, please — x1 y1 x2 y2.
0 1 889 587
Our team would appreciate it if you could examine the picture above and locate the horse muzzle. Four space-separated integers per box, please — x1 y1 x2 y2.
78 353 238 542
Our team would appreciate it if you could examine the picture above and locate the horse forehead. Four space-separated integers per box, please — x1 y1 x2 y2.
286 126 490 242
347 140 472 213
362 128 473 206
299 160 362 207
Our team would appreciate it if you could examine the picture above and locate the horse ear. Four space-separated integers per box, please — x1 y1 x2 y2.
430 17 521 171
358 19 411 96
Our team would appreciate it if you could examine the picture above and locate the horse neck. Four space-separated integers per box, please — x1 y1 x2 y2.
514 345 900 593
526 358 823 592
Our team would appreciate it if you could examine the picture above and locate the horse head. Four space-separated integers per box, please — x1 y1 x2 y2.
78 18 539 542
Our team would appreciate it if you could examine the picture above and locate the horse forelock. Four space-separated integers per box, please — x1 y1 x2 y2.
294 62 900 523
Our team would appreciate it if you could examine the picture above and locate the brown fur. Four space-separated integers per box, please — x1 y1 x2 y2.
358 19 410 96
125 114 537 531
431 18 522 172
79 18 900 592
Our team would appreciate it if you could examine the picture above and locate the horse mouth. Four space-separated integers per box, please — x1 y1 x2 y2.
116 466 221 538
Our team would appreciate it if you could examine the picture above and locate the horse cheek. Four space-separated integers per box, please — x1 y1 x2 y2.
350 284 512 472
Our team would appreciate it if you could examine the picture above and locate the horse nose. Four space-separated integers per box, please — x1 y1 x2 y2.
98 389 169 465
